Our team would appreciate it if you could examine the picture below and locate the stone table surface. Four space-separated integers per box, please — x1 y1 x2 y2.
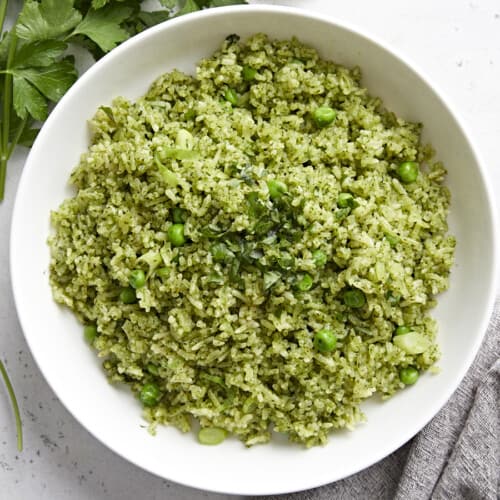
1 1 499 499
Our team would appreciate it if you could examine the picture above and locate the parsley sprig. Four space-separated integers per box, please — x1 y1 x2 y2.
0 0 246 451
0 0 246 201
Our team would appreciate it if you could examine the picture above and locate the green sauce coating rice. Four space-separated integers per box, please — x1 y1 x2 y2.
49 34 455 447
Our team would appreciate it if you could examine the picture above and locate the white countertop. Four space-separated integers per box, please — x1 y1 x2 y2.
1 1 499 499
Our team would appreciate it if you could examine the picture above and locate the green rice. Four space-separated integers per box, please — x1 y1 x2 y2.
49 34 455 447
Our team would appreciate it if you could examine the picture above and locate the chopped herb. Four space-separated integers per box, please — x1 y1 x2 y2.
386 290 401 304
242 65 257 81
199 373 226 387
210 242 235 262
277 251 295 270
184 108 196 120
200 223 228 239
246 192 266 218
147 363 159 376
261 233 277 246
253 219 275 236
224 88 238 106
335 207 351 220
384 232 400 246
156 267 170 279
337 192 357 209
207 271 225 285
263 271 280 290
172 207 187 224
267 179 288 200
229 259 243 285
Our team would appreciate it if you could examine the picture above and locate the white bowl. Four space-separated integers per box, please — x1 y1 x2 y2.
10 5 498 496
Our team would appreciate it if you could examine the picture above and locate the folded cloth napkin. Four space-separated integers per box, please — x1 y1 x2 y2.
258 299 500 500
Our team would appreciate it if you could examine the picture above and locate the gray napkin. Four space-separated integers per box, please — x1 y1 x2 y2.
259 298 500 500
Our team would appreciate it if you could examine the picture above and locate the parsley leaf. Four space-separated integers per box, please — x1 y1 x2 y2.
13 76 48 121
16 0 82 42
92 0 110 8
159 0 178 8
9 113 39 148
18 127 40 148
13 40 68 68
137 11 171 29
209 0 247 6
11 58 78 102
177 0 201 16
0 32 11 66
71 5 132 52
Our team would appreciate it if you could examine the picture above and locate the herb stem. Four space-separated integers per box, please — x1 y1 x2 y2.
0 359 23 451
0 0 8 35
0 23 17 201
0 158 6 201
0 0 7 177
7 115 27 158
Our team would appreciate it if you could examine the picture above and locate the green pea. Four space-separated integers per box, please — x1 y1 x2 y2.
267 179 287 200
399 366 419 385
129 269 146 289
297 274 313 291
394 325 411 336
140 382 161 407
210 242 234 262
172 207 187 224
156 267 170 279
397 161 419 184
337 192 356 208
224 88 238 106
168 223 185 247
314 329 337 353
119 287 137 304
198 427 227 445
242 65 257 81
312 249 327 267
83 325 97 344
313 106 336 128
343 288 366 308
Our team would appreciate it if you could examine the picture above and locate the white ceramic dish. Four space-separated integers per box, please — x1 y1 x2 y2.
10 5 498 496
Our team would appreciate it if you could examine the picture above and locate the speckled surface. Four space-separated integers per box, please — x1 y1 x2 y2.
1 1 499 499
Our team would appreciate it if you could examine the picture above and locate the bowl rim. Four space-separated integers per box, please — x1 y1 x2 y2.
10 4 499 495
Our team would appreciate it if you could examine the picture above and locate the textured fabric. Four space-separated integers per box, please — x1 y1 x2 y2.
258 299 500 500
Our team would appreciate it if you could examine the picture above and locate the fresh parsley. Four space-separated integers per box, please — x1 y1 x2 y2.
0 0 246 451
0 0 247 201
